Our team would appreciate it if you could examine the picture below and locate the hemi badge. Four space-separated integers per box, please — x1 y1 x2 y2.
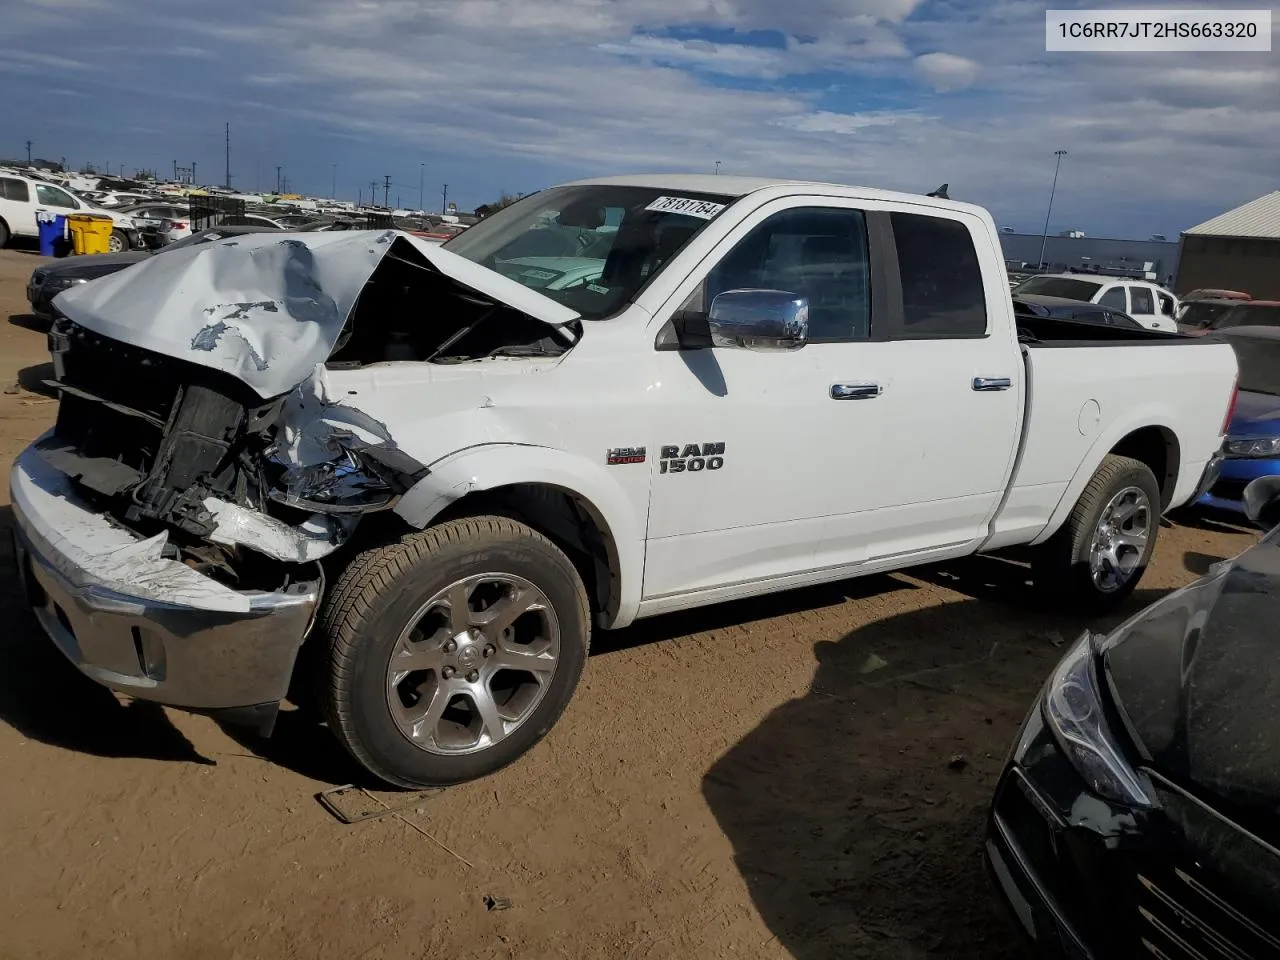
607 446 646 466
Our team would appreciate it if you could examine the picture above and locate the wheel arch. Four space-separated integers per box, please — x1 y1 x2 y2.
393 445 645 629
1031 417 1183 546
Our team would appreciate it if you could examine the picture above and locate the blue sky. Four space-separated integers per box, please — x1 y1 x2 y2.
4 0 1277 237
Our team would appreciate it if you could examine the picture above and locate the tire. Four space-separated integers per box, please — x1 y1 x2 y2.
0 218 9 249
108 229 128 253
317 516 590 788
1032 454 1161 612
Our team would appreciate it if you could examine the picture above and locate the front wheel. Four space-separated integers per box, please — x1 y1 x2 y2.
1032 454 1161 612
317 516 590 788
108 229 128 253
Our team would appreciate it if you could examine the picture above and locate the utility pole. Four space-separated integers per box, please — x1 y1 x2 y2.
331 163 337 199
383 175 391 208
224 122 231 189
1037 149 1068 270
276 166 283 193
442 183 448 214
191 161 196 185
173 159 178 181
419 163 425 212
714 160 721 175
25 140 33 165
368 180 378 207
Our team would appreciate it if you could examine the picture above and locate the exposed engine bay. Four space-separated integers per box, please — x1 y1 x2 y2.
37 231 580 590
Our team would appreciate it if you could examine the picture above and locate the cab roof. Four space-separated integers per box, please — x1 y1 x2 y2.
559 173 989 219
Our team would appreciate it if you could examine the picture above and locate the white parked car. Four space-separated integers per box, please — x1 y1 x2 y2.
0 172 143 251
1011 273 1179 332
14 175 1238 789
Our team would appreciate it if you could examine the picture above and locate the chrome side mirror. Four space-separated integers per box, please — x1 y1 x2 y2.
708 289 808 351
1243 475 1280 530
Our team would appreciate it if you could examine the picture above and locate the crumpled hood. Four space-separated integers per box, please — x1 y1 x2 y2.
52 230 578 399
1102 529 1280 815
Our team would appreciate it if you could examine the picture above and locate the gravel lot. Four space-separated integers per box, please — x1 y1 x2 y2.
0 247 1258 960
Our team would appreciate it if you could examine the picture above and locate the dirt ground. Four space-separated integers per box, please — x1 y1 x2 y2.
0 246 1258 960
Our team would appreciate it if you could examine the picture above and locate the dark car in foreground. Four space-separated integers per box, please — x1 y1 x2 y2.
986 475 1280 959
1198 327 1280 514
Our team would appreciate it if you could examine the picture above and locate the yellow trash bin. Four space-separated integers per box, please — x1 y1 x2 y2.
67 214 114 255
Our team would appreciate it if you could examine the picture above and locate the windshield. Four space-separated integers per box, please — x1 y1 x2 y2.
1229 337 1280 397
443 185 734 320
1213 304 1280 331
1178 301 1232 328
1012 276 1103 300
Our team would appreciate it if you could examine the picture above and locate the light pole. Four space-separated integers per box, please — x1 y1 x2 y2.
419 163 425 212
714 160 721 175
331 163 337 199
442 183 448 215
1037 149 1067 270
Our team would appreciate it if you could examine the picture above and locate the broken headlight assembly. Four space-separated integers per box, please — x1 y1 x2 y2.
267 439 427 515
1041 631 1153 807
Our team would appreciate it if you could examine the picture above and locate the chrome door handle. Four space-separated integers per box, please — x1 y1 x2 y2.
972 377 1013 392
830 382 883 400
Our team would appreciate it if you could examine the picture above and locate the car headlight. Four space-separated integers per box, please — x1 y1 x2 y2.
1225 437 1280 459
1042 631 1152 807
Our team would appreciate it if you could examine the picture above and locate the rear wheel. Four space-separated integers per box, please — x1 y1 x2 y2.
108 229 128 253
1032 454 1160 612
317 516 590 788
0 219 10 249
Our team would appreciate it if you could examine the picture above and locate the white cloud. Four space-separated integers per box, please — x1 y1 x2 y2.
914 52 979 91
3 0 1278 235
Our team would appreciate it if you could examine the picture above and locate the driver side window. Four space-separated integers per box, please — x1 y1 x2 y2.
684 206 872 342
35 184 79 209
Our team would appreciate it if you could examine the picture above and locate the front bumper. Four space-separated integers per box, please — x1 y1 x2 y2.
27 278 76 319
1196 454 1280 514
9 443 321 718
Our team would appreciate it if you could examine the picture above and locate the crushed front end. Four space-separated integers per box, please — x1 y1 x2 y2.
9 316 421 731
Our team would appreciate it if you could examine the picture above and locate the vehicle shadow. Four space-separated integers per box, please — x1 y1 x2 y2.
18 363 57 397
702 555 1169 960
1168 506 1253 536
593 572 917 655
1183 551 1226 576
8 312 50 334
0 506 215 766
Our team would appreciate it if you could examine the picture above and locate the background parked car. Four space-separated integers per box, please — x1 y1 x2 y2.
1176 296 1243 333
1011 273 1179 332
1197 325 1280 513
1197 300 1280 335
118 201 190 248
1182 287 1251 303
0 172 142 251
987 473 1280 959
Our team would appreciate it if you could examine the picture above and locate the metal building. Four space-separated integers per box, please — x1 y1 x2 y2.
1175 191 1280 298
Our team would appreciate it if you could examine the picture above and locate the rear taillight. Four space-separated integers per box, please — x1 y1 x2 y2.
1220 378 1239 436
171 221 188 230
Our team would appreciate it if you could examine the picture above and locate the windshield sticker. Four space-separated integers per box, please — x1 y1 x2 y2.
521 268 558 281
644 196 726 220
586 283 610 295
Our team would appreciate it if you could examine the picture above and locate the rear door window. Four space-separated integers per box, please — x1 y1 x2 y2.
890 212 987 337
1099 286 1128 310
1128 286 1154 315
0 177 30 202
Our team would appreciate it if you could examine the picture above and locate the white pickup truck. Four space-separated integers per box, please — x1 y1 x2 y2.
10 175 1238 788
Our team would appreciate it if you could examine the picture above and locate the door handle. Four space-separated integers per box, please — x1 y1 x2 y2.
972 377 1013 392
830 382 883 400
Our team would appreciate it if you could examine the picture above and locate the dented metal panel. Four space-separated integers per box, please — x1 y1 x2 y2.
52 231 579 399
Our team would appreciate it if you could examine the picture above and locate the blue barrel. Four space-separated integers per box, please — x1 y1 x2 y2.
37 213 68 257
